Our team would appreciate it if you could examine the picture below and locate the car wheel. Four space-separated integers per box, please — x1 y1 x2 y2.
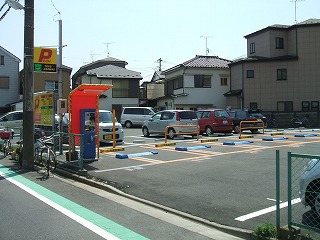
125 121 133 128
309 186 320 216
205 126 213 136
167 128 175 139
234 125 240 134
142 127 150 137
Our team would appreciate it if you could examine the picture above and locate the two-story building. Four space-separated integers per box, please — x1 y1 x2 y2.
72 57 142 120
0 46 21 113
159 55 231 110
227 19 320 113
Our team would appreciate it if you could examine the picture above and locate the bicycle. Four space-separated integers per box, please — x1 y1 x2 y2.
265 118 279 128
35 134 57 176
290 115 313 128
0 131 12 157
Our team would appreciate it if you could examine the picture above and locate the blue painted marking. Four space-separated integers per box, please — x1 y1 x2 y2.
223 141 254 145
175 145 211 151
262 137 288 141
116 151 158 159
295 133 317 137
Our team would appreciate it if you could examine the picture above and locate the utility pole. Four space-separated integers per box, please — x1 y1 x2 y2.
156 58 163 71
23 0 35 169
200 36 213 56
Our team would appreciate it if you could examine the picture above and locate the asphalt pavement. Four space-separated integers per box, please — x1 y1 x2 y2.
0 151 250 239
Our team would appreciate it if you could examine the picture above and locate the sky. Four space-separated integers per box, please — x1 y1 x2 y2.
1 0 319 82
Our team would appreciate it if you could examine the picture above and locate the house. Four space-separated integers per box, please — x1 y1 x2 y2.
18 65 72 110
0 46 21 113
227 18 320 113
72 57 142 120
160 55 231 110
139 71 165 108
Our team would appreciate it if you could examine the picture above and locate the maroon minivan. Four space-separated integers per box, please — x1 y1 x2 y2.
196 109 233 135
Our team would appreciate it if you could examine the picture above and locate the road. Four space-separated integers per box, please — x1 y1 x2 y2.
91 127 320 233
0 160 244 240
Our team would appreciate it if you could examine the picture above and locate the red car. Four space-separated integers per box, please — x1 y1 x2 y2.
196 109 233 135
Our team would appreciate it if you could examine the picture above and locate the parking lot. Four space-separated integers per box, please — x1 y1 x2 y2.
82 128 320 231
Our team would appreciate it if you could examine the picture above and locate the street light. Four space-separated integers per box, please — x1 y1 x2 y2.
6 0 24 10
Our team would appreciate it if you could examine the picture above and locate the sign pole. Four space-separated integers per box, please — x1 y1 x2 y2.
58 19 63 155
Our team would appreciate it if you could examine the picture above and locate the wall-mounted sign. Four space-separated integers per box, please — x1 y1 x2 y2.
34 47 57 72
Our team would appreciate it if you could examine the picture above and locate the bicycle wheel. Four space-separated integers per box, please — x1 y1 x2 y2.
272 119 279 128
2 140 8 157
305 119 313 128
41 148 57 172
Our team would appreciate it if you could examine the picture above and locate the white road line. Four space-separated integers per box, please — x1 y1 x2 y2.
235 198 301 222
94 162 158 173
0 171 120 240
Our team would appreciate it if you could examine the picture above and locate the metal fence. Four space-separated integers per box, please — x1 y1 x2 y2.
280 150 320 239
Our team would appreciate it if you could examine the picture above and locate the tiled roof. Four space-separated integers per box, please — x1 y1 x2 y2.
87 64 142 79
182 55 231 68
163 55 231 74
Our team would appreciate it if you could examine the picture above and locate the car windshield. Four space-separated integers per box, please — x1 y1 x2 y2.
99 112 113 123
216 110 229 118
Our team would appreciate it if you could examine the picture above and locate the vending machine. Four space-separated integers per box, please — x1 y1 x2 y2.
80 108 96 160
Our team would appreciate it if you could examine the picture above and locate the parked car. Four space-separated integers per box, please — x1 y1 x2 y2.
196 109 233 135
142 110 198 139
248 109 267 126
0 110 23 129
99 110 124 144
121 107 156 128
299 158 320 216
226 109 262 134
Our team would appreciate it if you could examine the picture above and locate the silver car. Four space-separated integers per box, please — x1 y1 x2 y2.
299 158 320 215
99 110 124 144
142 110 198 139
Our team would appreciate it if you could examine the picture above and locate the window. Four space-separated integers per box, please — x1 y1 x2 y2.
277 69 287 80
194 75 211 88
112 79 138 98
0 56 4 65
250 42 255 54
45 80 58 91
220 77 227 86
276 37 284 49
247 70 254 78
174 77 183 89
277 101 293 112
302 101 310 111
0 76 9 89
311 101 319 111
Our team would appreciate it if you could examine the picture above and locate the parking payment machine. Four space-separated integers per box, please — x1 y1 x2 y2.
80 108 96 160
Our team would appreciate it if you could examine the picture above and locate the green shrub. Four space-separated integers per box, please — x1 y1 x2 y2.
254 223 277 239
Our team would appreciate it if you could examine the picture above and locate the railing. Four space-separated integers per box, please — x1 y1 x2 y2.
239 120 264 137
164 125 199 143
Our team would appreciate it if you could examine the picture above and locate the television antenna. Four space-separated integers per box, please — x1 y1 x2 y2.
104 42 116 57
200 36 213 56
90 51 100 62
291 0 305 23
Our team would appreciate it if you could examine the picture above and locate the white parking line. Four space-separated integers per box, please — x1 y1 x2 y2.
235 198 300 222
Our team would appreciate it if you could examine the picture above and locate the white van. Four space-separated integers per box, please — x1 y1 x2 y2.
121 107 156 128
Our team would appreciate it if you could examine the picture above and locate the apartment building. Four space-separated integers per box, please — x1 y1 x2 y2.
227 19 320 113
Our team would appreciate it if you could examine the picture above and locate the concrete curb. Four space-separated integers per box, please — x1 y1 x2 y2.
54 165 254 240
